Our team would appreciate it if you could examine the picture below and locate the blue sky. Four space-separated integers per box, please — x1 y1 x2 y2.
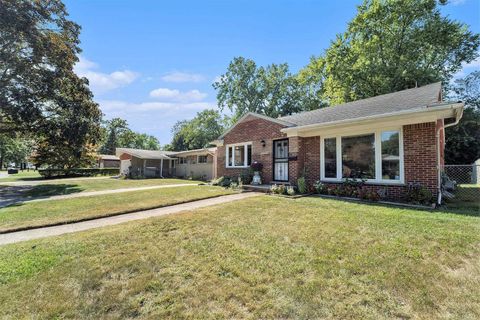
67 0 480 145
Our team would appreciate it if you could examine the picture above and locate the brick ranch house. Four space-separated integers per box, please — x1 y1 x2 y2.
212 82 464 203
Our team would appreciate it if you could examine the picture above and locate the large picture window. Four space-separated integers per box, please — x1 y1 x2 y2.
226 143 252 168
342 134 375 179
321 129 403 183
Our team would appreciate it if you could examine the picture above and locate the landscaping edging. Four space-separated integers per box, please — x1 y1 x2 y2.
310 194 434 210
0 192 239 235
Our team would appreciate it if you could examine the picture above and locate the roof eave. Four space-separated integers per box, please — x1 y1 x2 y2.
281 102 464 136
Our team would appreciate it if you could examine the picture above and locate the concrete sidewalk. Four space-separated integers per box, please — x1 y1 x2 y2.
0 192 261 245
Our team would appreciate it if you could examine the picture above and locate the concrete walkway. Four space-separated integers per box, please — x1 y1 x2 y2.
0 192 261 245
27 183 199 203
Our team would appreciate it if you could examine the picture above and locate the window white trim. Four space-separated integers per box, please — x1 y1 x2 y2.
320 128 404 184
197 155 208 164
225 142 252 168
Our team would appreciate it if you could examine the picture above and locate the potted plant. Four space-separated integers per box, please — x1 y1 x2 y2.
250 161 263 185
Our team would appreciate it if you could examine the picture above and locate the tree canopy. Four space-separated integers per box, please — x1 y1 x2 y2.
445 71 480 164
99 118 160 154
166 109 226 151
300 0 480 105
213 57 310 122
0 0 102 168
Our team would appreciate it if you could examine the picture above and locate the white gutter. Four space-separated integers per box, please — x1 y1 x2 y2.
436 105 464 205
281 102 464 135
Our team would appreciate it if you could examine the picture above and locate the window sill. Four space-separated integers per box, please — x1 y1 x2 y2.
226 166 250 169
320 179 405 186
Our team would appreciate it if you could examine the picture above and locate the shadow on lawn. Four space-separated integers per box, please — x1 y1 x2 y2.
24 184 85 197
0 184 84 209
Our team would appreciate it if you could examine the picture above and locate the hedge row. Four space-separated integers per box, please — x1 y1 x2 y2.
39 168 120 179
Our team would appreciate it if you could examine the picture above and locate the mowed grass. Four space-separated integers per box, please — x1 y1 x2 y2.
0 170 42 182
19 177 201 197
0 186 233 232
0 196 479 319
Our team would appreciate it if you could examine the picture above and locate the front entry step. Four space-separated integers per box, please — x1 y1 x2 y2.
270 181 291 185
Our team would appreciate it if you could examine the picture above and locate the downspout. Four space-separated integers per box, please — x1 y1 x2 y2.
436 108 463 205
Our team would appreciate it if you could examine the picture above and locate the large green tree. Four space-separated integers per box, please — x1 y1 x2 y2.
0 0 102 168
0 134 33 170
445 71 480 164
99 118 160 154
167 109 226 151
300 0 480 105
213 57 306 122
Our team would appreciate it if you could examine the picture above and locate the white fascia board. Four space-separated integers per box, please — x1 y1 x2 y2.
282 103 464 137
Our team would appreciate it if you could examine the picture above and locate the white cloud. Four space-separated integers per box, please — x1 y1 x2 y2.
74 56 139 94
453 55 480 79
161 71 205 83
149 88 207 102
450 0 466 5
463 56 480 68
99 99 214 113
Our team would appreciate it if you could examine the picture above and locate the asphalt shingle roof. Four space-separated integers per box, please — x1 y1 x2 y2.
279 82 442 127
116 148 176 160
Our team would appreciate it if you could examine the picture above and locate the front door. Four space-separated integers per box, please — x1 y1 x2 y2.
274 139 289 181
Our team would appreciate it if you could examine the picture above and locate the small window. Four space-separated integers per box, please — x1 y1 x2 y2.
178 157 186 164
226 143 252 168
324 138 337 178
381 131 400 180
198 155 208 163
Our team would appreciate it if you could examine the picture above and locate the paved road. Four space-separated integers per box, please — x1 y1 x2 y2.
0 192 262 245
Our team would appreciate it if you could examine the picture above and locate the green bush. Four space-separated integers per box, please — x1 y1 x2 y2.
39 168 119 179
297 177 307 194
405 183 433 204
287 186 296 196
238 170 253 184
211 176 232 188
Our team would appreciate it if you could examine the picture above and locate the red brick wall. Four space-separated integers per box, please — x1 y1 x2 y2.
217 115 288 184
403 122 438 196
119 153 132 160
217 115 441 201
315 122 440 200
302 137 321 186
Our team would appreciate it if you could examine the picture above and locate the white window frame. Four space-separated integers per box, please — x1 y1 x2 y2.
320 127 404 185
197 155 208 164
226 142 252 168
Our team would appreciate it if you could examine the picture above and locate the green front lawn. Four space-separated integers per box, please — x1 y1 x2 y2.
0 196 478 318
0 185 233 232
0 170 42 182
20 178 201 197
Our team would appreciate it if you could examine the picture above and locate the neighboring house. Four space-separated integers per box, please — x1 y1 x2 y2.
116 148 177 178
116 147 217 180
97 154 120 168
174 148 217 180
212 82 464 202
